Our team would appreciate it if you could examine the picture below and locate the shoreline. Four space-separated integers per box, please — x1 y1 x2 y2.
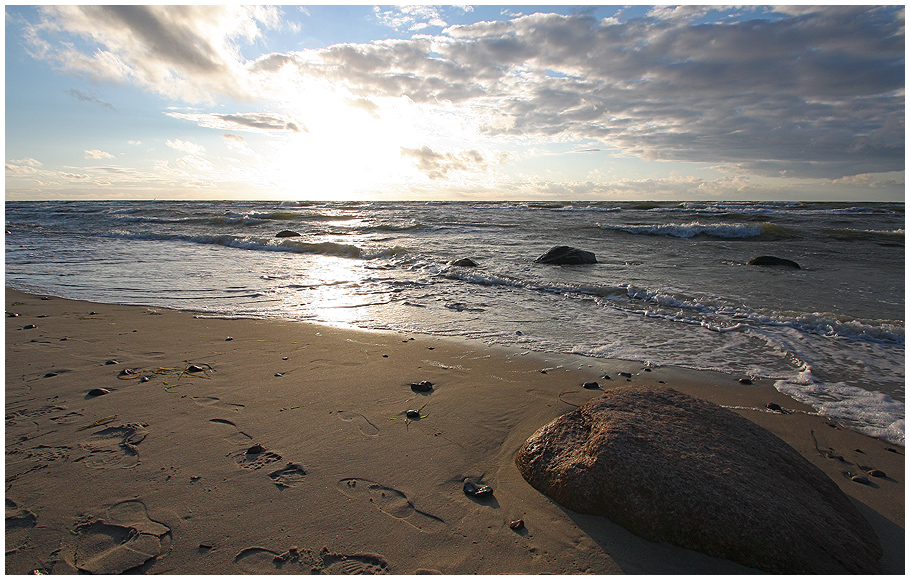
6 288 904 574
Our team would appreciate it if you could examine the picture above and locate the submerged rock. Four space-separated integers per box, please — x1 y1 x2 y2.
451 258 478 267
534 246 596 265
748 256 801 269
275 230 301 238
515 385 882 574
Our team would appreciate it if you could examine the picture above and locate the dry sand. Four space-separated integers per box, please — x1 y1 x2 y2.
5 288 904 574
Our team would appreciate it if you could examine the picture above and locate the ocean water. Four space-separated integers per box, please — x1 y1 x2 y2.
5 200 905 445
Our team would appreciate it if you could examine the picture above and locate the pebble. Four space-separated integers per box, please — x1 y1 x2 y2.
463 479 493 498
140 376 150 383
7 312 18 317
186 364 206 373
88 388 110 397
851 475 871 485
104 359 119 365
618 372 632 378
247 444 266 454
739 378 753 385
766 402 783 412
509 519 525 530
406 410 421 419
22 324 36 329
411 380 434 392
44 372 58 378
582 381 600 390
867 469 887 478
274 372 284 377
225 336 233 341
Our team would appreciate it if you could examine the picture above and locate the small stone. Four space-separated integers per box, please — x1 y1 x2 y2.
766 402 783 412
406 410 421 419
22 324 36 329
7 312 18 317
186 364 206 373
867 469 886 478
104 359 119 365
618 372 632 378
582 381 600 390
540 370 547 374
463 479 493 498
602 375 612 380
410 380 433 392
44 372 58 378
140 376 150 383
225 336 233 341
851 475 871 485
274 372 284 377
198 542 213 550
247 444 266 454
88 388 110 397
509 519 525 530
739 378 753 385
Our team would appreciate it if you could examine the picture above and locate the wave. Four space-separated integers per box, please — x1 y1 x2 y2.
599 221 775 239
101 230 408 260
822 228 904 243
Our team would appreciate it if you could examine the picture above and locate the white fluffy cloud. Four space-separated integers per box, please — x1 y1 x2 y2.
84 149 115 159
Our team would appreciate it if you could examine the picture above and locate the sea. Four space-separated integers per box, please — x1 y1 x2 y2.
5 200 905 445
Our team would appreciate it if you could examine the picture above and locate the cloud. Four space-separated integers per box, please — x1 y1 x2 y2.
24 5 280 102
66 89 115 111
401 146 487 179
166 111 306 134
222 132 256 156
166 139 205 155
5 158 43 174
22 5 904 180
85 149 115 159
176 155 214 171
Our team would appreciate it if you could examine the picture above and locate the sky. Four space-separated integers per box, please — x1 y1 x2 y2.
4 4 905 201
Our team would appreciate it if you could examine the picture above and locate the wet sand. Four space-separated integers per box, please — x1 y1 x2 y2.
5 288 904 574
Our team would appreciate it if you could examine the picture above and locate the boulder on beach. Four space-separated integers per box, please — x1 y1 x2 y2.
534 246 596 265
515 385 882 574
275 230 301 238
748 255 800 269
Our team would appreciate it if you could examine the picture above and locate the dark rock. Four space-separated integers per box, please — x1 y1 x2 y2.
867 469 887 478
410 380 433 392
87 388 110 397
618 372 632 378
582 381 600 390
766 402 783 412
748 256 801 269
104 359 119 365
739 378 753 385
534 246 597 265
247 444 266 454
22 324 36 329
186 364 206 373
275 230 301 238
7 312 18 317
515 385 882 574
406 409 421 419
509 519 525 530
463 479 493 498
851 475 871 485
451 258 478 267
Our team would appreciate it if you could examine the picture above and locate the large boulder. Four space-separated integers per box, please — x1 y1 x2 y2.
515 385 882 574
748 255 800 269
534 246 596 265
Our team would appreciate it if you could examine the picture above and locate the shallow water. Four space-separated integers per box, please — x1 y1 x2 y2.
6 200 904 444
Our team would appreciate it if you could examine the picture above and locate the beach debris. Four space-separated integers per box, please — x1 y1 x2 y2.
279 404 305 412
534 245 597 265
582 381 601 390
87 388 111 397
516 386 883 574
867 469 887 478
766 402 784 412
410 380 434 392
739 378 753 385
78 415 118 431
509 519 525 531
851 475 871 485
463 479 494 498
748 256 801 269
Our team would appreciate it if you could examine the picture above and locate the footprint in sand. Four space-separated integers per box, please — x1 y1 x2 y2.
78 423 148 469
50 411 84 425
60 499 170 574
334 411 379 438
6 498 38 558
192 396 244 412
229 445 283 470
233 546 389 575
336 478 444 533
208 418 253 446
268 463 308 488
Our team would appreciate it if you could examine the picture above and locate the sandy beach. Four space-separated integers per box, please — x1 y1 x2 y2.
5 287 904 574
